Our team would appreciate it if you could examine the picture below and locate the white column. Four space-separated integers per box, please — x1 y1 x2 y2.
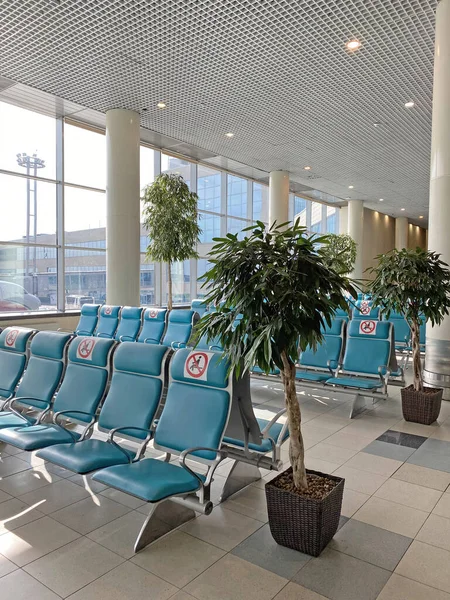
106 109 140 306
424 0 450 396
347 200 364 280
339 206 348 234
269 171 289 227
395 217 409 249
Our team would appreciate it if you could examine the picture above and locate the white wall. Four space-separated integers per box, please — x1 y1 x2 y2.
362 208 395 279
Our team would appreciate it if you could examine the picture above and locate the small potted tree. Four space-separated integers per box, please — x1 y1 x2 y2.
196 221 355 556
369 247 450 425
142 173 201 310
319 233 357 276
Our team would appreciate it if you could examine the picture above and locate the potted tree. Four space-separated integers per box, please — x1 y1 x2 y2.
319 233 357 276
368 247 450 425
142 173 201 310
196 221 355 556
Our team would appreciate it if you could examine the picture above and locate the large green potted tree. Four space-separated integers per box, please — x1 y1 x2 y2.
196 221 355 556
319 233 357 276
142 173 201 310
369 247 450 425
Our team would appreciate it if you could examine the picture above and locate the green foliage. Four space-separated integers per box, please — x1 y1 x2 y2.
319 233 357 276
196 221 356 376
142 173 201 264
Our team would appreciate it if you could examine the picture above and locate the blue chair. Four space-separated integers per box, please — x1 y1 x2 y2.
0 331 72 429
335 307 350 323
95 305 121 339
383 311 410 351
296 319 345 383
37 343 170 473
114 306 143 342
92 348 232 551
137 308 168 344
419 316 426 352
73 304 101 336
352 300 380 321
161 309 197 348
193 329 223 352
0 337 115 451
191 299 209 318
0 327 35 409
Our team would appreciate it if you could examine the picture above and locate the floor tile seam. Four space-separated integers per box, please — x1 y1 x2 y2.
394 546 450 596
358 491 434 516
7 567 65 598
97 489 146 510
0 473 61 500
219 501 268 524
373 483 444 508
182 514 266 553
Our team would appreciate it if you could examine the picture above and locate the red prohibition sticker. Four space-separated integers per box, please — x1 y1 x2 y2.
359 320 377 335
5 329 19 348
77 338 96 360
104 305 112 315
149 309 158 318
359 301 370 315
184 352 210 381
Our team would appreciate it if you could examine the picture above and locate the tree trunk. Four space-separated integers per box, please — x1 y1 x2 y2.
167 262 173 311
410 319 423 392
281 350 308 491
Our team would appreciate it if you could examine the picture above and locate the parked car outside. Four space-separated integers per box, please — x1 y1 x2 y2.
0 280 41 311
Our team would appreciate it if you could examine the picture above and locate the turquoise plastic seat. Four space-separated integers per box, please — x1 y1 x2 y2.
138 308 167 344
352 300 380 321
191 299 209 318
0 331 72 429
296 319 344 382
251 365 281 376
383 312 410 348
223 418 289 453
162 309 196 348
0 327 35 404
93 348 231 502
37 343 169 473
324 377 383 390
295 370 330 382
114 306 143 342
0 337 115 451
95 305 120 339
75 304 100 336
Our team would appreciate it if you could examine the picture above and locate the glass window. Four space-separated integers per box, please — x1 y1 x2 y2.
294 196 308 227
0 244 57 311
253 182 268 223
326 206 337 233
227 175 247 219
64 186 106 235
0 102 56 179
64 124 106 189
164 260 190 305
161 154 190 187
0 174 56 242
64 249 106 306
227 217 251 239
198 212 221 243
140 255 155 306
140 145 155 192
198 166 221 213
197 258 212 297
311 202 322 233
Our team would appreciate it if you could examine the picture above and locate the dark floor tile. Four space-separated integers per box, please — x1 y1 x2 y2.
293 548 391 600
377 430 427 449
362 440 415 462
231 523 311 579
329 519 412 571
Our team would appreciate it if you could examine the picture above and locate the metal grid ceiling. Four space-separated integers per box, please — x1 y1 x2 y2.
0 0 437 221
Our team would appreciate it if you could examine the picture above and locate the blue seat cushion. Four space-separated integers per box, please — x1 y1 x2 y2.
92 458 204 502
0 424 81 450
325 377 383 390
223 418 289 453
0 412 38 429
295 370 330 382
252 366 280 375
37 439 135 474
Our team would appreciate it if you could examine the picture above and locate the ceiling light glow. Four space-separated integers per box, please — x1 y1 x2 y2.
379 198 384 201
404 101 415 108
401 208 406 211
346 40 361 51
419 215 424 219
348 185 354 189
225 132 234 138
157 102 166 108
304 166 312 170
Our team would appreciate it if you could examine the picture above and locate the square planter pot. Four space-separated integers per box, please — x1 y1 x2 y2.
265 467 344 557
401 385 443 425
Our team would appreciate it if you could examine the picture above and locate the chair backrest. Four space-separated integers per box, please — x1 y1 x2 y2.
114 306 143 342
162 309 198 347
76 304 100 336
95 305 121 339
191 299 209 318
53 337 115 422
138 308 168 344
342 320 392 376
419 315 426 346
384 312 411 346
352 300 380 321
300 319 345 369
154 348 232 462
98 342 169 439
334 307 350 322
223 369 263 446
15 331 72 409
0 327 35 399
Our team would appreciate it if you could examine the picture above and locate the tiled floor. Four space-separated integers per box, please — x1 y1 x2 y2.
2 376 450 598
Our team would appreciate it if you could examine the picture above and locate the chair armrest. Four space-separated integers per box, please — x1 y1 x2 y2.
179 447 227 486
107 426 153 463
144 337 160 344
327 359 340 376
11 397 51 411
53 410 96 442
8 397 46 425
171 341 187 349
76 329 92 336
108 426 153 442
0 393 13 411
378 365 391 392
208 344 222 351
57 327 74 333
96 332 112 339
260 408 287 437
119 335 136 342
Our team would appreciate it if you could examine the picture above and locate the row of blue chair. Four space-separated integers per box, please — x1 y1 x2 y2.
68 304 198 348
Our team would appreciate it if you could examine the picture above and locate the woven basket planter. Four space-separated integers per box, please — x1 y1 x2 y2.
401 385 443 425
265 468 344 557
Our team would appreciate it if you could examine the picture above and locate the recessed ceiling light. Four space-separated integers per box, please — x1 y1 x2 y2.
373 122 382 127
348 185 354 189
379 198 384 201
304 166 312 170
419 215 424 219
346 40 361 51
157 102 166 108
404 101 415 108
401 208 406 211
225 132 234 138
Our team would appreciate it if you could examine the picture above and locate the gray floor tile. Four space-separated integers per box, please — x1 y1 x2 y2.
377 430 427 449
407 449 450 473
362 440 415 462
293 548 391 600
231 523 311 579
329 519 412 571
337 516 349 531
419 438 450 455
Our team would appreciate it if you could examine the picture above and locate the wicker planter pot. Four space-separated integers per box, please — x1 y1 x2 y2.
401 385 443 425
265 468 344 557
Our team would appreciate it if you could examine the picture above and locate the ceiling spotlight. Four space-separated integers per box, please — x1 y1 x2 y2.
346 39 361 51
404 101 415 108
304 166 312 170
157 102 166 108
379 198 384 201
225 132 234 138
419 215 424 219
348 185 354 189
373 122 382 127
401 208 406 211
